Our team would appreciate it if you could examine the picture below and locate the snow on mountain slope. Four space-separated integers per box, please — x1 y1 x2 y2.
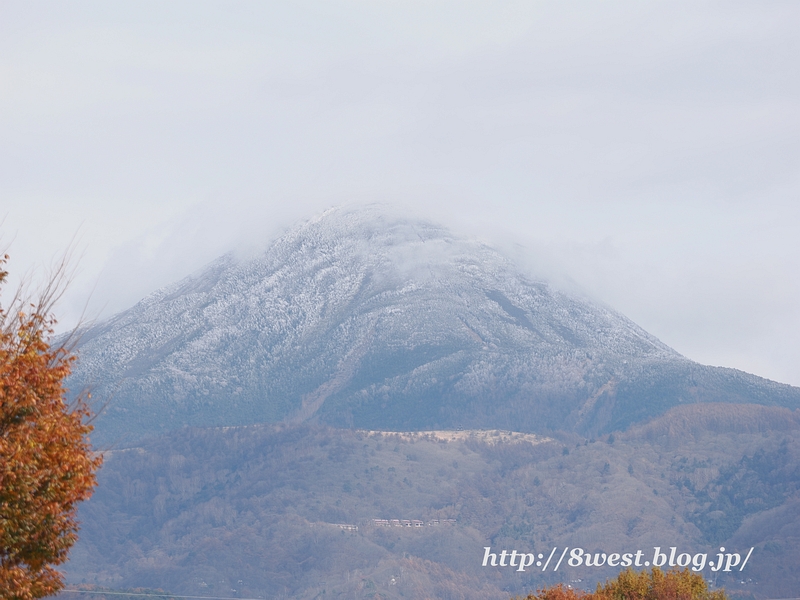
67 207 800 444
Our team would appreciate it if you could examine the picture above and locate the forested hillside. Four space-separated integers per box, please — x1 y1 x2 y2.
63 404 800 600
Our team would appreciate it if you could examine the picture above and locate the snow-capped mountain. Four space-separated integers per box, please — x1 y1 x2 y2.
68 206 800 444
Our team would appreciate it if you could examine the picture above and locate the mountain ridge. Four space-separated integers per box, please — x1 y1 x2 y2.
66 206 800 444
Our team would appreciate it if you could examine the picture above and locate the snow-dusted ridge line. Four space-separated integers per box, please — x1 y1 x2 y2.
65 206 800 444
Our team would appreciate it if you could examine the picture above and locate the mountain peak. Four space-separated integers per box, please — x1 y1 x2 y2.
68 207 800 444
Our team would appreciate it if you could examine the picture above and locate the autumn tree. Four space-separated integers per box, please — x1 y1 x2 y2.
0 254 102 599
594 567 727 600
520 568 727 600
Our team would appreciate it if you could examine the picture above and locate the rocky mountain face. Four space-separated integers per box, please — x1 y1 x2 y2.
67 207 800 445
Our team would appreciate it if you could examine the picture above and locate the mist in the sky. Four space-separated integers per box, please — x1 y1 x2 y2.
1 1 799 385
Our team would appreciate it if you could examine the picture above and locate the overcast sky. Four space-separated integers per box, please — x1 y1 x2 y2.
2 1 799 386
